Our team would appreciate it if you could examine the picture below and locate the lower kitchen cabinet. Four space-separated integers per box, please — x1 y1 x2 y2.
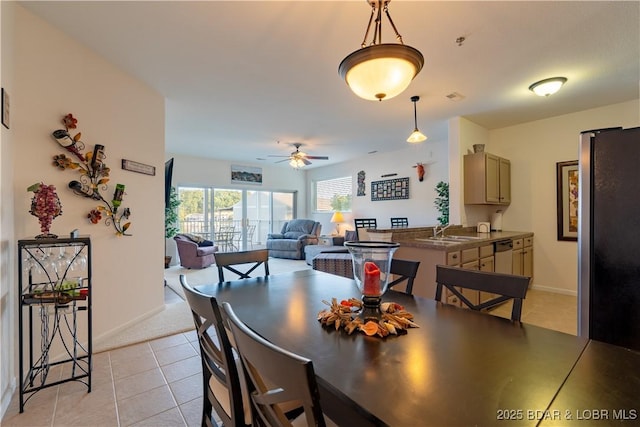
512 237 534 278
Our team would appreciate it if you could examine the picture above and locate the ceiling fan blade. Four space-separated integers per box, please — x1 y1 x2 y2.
302 158 312 166
274 158 290 163
304 155 329 160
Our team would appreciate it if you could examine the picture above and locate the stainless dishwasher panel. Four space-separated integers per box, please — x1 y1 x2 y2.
494 240 513 274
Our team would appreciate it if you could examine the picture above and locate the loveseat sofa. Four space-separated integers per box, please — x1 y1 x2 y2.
174 233 218 269
266 219 321 260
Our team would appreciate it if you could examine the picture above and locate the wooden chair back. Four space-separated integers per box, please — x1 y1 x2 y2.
180 275 250 427
222 302 328 427
435 265 530 321
387 259 421 295
215 249 270 283
390 217 409 228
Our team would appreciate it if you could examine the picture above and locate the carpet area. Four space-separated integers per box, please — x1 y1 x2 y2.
94 257 311 353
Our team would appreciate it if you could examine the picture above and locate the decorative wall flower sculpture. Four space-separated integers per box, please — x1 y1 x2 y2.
51 114 132 236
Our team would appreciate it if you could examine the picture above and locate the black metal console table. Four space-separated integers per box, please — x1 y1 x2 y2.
17 236 92 412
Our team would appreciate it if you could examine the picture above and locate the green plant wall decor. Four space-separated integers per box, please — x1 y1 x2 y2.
434 181 449 226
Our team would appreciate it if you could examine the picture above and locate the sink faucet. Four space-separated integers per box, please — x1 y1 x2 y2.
433 224 452 238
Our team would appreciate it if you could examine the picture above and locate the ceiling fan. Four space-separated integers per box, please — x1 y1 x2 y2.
268 143 329 168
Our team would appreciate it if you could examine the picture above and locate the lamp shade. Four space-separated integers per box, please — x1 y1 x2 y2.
339 44 424 101
330 211 344 224
407 129 427 143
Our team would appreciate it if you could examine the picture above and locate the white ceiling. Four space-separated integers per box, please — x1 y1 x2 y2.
20 1 640 168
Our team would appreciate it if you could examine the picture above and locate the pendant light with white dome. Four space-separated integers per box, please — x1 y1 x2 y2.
407 95 427 143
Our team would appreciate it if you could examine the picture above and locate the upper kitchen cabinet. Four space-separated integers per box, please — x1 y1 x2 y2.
464 152 511 205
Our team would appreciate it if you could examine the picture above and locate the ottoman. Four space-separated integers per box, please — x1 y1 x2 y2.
312 252 354 279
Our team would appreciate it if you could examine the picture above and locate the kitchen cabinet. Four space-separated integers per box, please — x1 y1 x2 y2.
394 233 532 301
444 245 496 308
464 152 511 205
512 237 534 278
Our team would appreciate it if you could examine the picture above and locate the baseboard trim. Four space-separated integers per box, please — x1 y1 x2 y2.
530 284 577 297
93 304 165 348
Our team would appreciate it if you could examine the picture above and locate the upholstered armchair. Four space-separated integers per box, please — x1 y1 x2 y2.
266 219 322 260
174 234 218 269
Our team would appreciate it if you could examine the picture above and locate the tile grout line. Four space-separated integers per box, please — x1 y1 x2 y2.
107 351 122 427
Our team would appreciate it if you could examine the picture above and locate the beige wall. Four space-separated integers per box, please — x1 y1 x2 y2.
2 4 165 414
0 0 17 417
489 100 639 294
305 136 449 234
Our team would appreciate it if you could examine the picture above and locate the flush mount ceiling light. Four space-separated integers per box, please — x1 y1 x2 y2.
529 77 567 97
338 0 424 101
407 95 427 143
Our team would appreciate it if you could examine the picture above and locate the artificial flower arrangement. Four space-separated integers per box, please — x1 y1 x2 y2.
51 114 131 236
27 182 62 238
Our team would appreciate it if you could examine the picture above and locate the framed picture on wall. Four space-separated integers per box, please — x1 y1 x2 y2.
2 88 9 129
231 165 262 184
556 160 579 241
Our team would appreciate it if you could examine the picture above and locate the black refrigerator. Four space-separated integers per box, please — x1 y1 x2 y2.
578 126 640 351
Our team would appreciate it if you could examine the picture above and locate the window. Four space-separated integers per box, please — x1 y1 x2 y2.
315 176 352 212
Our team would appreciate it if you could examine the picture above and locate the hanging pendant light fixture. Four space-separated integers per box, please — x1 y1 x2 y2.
339 0 424 101
407 95 427 143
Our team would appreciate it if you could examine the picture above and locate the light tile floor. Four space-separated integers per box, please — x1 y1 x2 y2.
2 287 576 426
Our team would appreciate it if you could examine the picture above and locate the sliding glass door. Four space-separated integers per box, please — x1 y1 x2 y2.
177 186 296 252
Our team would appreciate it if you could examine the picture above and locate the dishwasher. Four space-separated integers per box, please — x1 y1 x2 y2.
494 239 513 274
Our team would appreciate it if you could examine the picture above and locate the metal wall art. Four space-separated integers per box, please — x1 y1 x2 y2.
357 170 366 196
371 177 409 201
51 114 132 236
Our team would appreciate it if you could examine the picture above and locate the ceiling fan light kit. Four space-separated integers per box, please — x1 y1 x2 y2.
269 142 329 169
529 77 567 97
407 95 427 143
339 0 424 101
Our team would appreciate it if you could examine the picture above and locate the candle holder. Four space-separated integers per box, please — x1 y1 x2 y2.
345 241 399 320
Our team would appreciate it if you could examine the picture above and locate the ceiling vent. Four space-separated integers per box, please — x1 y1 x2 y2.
446 92 465 101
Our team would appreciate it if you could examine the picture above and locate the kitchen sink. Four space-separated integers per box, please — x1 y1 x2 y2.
416 235 486 243
439 235 485 241
415 238 460 245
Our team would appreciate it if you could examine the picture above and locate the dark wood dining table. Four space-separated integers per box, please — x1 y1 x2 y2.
196 269 640 427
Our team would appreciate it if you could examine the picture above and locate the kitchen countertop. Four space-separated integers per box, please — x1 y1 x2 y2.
368 226 533 251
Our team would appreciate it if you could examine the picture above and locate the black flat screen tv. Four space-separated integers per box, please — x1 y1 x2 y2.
164 158 174 210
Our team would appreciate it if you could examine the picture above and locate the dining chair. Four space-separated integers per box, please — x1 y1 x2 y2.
180 275 251 427
390 217 409 228
387 259 421 295
222 302 336 427
434 265 530 321
215 249 270 283
353 218 377 241
246 224 256 249
216 226 236 253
